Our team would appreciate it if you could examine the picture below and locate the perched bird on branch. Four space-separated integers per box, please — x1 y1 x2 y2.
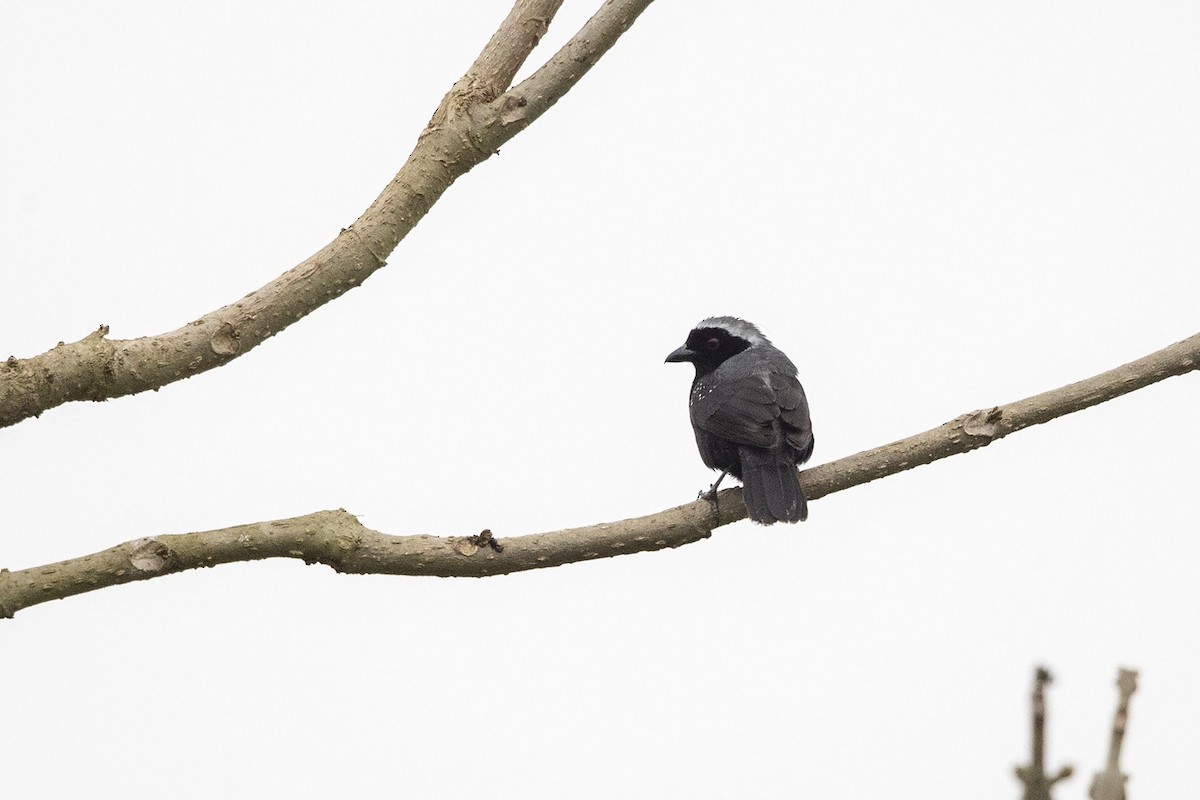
666 317 814 524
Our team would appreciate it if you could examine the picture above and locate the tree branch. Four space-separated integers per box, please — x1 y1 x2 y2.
3 330 1196 618
462 0 564 101
1089 668 1138 800
1015 666 1074 799
0 0 657 430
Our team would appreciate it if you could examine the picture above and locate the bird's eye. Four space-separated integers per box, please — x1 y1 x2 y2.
705 337 721 351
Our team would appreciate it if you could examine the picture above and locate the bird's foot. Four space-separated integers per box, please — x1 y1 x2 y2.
698 486 721 522
697 471 729 523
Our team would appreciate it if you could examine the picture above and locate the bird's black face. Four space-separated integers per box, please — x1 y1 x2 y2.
665 326 754 377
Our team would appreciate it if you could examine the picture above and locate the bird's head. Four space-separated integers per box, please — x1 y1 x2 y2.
665 316 766 376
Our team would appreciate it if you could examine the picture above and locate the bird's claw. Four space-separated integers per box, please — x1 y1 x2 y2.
698 476 725 522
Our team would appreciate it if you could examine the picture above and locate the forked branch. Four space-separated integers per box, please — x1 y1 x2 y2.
0 0 657 429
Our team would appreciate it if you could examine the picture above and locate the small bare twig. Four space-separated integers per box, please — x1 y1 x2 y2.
1015 667 1074 800
1089 668 1139 800
2 330 1196 617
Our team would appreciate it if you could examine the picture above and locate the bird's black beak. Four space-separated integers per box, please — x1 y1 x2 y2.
665 345 695 363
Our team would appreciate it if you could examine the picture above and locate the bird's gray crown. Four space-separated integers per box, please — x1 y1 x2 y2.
695 316 768 346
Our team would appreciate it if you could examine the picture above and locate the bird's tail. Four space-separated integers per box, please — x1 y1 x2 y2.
739 446 807 524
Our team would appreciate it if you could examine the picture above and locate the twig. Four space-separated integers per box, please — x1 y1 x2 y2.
1089 668 1138 800
2 330 1196 617
1015 667 1073 800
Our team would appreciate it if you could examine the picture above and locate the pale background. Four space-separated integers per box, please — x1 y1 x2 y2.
2 2 1198 798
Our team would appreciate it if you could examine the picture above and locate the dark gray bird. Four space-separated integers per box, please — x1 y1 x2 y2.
665 317 814 524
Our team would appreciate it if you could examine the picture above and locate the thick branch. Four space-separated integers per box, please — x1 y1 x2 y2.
0 0 656 430
2 330 1195 618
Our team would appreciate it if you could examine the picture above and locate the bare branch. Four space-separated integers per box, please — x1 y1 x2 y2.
802 330 1200 499
3 329 1196 618
0 0 657 430
462 0 564 101
479 0 659 136
1015 666 1073 800
1089 668 1138 800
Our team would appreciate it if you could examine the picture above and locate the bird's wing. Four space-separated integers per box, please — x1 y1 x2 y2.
693 369 814 460
692 371 785 449
774 372 815 464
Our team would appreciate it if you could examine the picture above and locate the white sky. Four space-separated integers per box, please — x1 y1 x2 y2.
2 2 1198 798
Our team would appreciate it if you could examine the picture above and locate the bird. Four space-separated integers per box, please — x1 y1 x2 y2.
665 317 814 524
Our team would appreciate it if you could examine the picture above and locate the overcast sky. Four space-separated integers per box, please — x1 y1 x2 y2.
3 2 1199 798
